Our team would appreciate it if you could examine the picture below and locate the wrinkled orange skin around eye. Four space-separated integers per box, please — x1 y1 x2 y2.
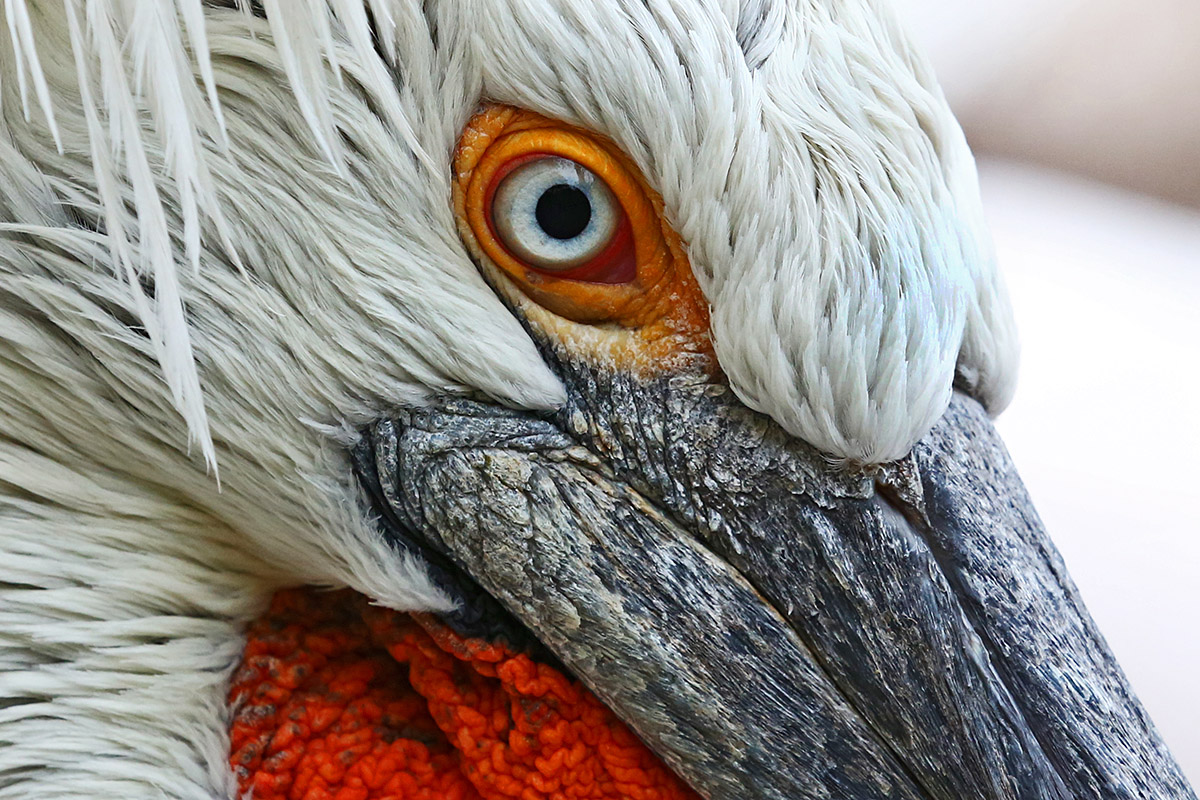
229 589 699 800
454 104 714 374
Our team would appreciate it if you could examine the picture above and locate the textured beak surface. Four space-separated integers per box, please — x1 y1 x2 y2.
354 350 1195 800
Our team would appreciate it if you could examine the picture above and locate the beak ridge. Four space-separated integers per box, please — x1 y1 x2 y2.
909 393 1195 800
355 387 1196 800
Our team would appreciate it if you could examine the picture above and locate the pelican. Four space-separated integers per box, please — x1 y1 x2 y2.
0 2 1194 799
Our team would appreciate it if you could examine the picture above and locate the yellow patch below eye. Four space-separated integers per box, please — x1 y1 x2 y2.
453 103 715 376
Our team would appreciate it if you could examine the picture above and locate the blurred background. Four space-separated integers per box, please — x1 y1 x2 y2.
893 0 1200 785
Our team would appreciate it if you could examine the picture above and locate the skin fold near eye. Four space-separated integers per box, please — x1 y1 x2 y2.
453 104 713 374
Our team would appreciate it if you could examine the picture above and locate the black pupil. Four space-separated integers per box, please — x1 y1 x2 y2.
536 184 592 240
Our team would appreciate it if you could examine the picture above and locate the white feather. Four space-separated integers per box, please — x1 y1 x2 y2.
260 0 344 169
2 0 59 147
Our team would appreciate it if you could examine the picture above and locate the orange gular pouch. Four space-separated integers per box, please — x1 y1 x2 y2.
228 588 699 800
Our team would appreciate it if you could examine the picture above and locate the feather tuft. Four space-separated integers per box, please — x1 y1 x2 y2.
4 0 61 148
3 0 396 472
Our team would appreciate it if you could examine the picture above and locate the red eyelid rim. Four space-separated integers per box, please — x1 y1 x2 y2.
483 153 637 286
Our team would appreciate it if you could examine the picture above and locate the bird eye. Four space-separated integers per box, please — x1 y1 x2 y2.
453 104 710 341
489 156 624 276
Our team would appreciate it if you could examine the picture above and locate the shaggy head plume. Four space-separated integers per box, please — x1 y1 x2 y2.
2 0 1017 468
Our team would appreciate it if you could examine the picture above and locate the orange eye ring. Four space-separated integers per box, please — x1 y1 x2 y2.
454 104 714 371
455 106 681 326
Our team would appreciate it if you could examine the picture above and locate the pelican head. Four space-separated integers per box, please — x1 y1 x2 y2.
0 1 1193 799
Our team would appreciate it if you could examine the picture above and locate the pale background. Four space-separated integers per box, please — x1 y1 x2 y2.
893 0 1200 786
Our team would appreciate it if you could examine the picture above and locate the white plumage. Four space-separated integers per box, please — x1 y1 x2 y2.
0 1 1018 797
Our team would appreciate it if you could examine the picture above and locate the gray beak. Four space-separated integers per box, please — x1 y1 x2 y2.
353 346 1195 800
